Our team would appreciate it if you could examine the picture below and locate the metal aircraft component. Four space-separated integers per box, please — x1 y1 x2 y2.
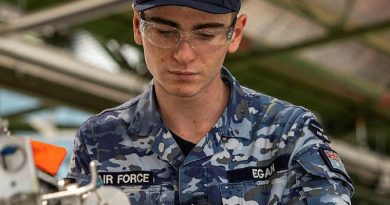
0 119 130 205
41 160 130 205
0 136 40 205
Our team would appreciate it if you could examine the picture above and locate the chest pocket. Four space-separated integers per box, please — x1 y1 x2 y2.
122 184 176 205
219 172 288 205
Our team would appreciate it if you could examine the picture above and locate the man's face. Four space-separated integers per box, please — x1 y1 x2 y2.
133 6 246 98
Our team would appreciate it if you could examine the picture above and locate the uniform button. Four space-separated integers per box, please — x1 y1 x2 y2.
158 143 164 152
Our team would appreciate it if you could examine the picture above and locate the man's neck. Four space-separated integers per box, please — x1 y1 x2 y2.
155 78 230 144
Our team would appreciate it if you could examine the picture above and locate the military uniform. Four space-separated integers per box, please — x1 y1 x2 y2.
68 68 354 205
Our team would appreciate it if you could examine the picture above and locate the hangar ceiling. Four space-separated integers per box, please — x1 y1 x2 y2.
0 0 389 203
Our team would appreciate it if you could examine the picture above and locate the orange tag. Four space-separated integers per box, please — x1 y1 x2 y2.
31 140 67 176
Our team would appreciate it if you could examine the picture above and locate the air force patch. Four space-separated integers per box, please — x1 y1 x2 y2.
308 119 330 143
319 148 351 182
99 171 154 186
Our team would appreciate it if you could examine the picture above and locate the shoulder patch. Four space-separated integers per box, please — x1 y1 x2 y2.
319 148 351 183
308 119 330 143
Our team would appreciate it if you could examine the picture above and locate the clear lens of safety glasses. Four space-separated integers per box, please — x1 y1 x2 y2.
140 16 235 52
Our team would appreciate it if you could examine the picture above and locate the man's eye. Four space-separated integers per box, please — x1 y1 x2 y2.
154 28 176 37
200 33 215 39
195 31 218 39
157 29 173 34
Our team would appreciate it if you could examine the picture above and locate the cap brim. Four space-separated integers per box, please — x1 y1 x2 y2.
134 0 235 14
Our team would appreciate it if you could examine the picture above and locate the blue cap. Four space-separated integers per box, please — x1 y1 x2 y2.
134 0 241 14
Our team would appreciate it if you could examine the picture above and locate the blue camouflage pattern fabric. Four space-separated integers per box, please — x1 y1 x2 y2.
67 67 354 205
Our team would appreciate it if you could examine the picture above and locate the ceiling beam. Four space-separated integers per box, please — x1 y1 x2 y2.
0 37 148 112
1 105 49 119
232 19 390 58
236 0 390 120
361 34 390 56
0 0 132 35
266 0 390 57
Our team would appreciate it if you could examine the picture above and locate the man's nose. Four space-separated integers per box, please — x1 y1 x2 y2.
172 38 197 64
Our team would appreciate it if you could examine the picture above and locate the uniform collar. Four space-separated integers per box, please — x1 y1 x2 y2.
127 81 163 135
127 67 252 140
217 67 252 140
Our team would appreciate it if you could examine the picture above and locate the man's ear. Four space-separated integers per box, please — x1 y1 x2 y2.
132 4 143 45
227 14 247 53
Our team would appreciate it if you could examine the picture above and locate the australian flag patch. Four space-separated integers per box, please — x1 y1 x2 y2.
319 147 351 182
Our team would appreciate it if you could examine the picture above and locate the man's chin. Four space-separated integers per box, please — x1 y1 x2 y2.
170 91 198 98
155 82 202 98
166 87 200 98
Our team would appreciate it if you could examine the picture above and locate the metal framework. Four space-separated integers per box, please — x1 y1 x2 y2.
0 36 147 112
0 0 132 35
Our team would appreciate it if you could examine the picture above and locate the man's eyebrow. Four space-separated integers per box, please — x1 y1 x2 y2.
149 16 179 28
145 14 227 30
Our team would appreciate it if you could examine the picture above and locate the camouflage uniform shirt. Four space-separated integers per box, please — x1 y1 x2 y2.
68 67 354 205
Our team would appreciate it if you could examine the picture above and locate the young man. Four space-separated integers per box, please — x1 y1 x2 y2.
68 0 354 204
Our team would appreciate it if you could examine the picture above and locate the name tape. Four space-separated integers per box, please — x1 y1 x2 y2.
227 154 290 183
99 171 154 186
